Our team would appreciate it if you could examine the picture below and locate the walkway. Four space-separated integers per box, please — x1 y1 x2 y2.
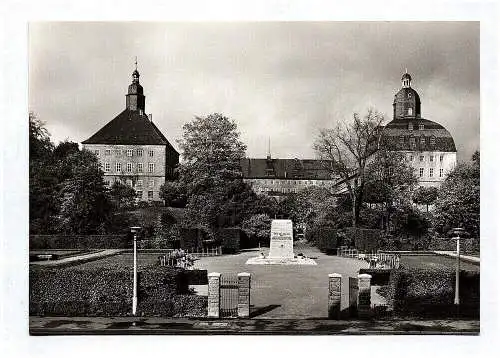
193 243 374 318
29 316 479 335
433 251 480 264
30 249 124 267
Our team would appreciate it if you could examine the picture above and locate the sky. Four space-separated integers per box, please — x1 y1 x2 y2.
29 22 480 161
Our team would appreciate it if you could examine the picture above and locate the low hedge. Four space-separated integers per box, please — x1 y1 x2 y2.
359 268 392 286
386 266 479 318
29 235 130 250
29 265 207 317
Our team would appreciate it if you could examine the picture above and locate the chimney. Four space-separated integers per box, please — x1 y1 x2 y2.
148 113 153 122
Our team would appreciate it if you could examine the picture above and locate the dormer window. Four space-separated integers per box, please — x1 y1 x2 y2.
408 123 413 131
419 123 424 130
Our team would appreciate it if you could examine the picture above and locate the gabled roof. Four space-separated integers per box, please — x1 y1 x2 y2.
240 158 334 180
82 109 177 152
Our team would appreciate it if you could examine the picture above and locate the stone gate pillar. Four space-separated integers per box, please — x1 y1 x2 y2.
357 273 372 319
328 273 342 319
208 272 221 318
237 272 251 318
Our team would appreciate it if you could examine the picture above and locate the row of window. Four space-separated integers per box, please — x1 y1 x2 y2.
103 162 155 173
261 187 299 194
418 168 444 178
399 135 436 146
407 122 425 131
104 178 156 188
94 149 155 157
253 179 329 185
408 154 444 163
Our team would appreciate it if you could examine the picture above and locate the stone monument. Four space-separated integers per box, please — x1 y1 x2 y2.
268 219 294 259
246 219 316 265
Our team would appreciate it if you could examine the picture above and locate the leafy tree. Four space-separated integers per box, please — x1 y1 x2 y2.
58 150 112 234
159 181 188 208
433 152 480 238
412 186 439 212
109 181 138 210
313 109 384 227
241 213 272 243
176 113 247 237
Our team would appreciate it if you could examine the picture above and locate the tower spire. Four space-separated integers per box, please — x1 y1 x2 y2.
267 137 271 160
135 56 138 71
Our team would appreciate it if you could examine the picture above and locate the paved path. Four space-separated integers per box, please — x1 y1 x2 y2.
433 251 480 264
29 316 479 335
193 243 373 318
30 249 124 267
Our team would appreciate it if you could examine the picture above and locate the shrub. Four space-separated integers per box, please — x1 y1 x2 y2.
29 264 207 317
345 227 383 251
386 266 479 318
316 226 338 254
219 227 241 254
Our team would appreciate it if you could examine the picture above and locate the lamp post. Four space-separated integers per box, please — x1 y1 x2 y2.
130 226 142 315
447 227 468 306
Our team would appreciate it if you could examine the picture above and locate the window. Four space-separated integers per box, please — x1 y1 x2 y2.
137 163 143 173
148 150 154 157
408 123 413 131
439 168 444 177
419 124 425 130
104 163 111 172
148 163 155 173
94 149 100 156
399 136 404 145
116 163 122 172
407 108 413 115
137 149 143 157
430 155 434 162
126 149 133 157
114 149 121 156
439 155 444 162
409 137 415 147
136 179 143 187
136 190 143 199
409 155 414 161
420 136 426 145
419 155 424 162
105 149 111 156
429 168 434 177
104 179 111 186
148 191 154 200
430 136 436 146
419 168 424 177
126 179 133 187
149 180 154 188
126 163 132 172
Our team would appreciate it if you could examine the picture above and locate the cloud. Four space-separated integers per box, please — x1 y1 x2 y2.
29 22 479 161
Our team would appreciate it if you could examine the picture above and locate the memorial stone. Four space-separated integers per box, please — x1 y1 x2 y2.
268 219 294 259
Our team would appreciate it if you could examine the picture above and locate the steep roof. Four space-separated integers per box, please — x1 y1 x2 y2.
381 117 456 152
82 109 177 152
240 158 334 180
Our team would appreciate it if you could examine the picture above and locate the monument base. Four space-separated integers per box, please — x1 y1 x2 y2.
245 256 317 265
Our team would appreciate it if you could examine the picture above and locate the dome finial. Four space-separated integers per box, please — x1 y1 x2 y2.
132 57 140 83
135 56 138 71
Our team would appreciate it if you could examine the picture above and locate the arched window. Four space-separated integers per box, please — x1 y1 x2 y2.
420 136 426 145
408 108 413 115
430 136 436 146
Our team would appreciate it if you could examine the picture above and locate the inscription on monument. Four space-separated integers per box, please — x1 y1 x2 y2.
268 219 294 259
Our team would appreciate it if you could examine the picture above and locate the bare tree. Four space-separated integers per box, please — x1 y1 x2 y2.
313 109 384 227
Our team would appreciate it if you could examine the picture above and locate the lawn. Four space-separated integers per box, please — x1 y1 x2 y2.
62 253 161 270
400 254 479 272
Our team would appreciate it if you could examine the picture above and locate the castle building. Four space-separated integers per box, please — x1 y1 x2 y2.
381 71 457 187
240 154 336 202
82 66 179 202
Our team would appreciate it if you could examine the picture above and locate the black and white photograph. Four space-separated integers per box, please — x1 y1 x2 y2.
1 1 499 357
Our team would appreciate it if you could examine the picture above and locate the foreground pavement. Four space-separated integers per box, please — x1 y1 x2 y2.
29 316 479 335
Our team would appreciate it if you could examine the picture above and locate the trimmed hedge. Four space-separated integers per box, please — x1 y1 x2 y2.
29 235 130 250
386 266 479 318
359 268 392 286
316 227 338 254
219 227 241 254
29 265 207 317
